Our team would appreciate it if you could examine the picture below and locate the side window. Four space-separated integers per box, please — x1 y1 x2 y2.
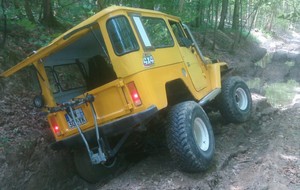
140 17 174 48
107 16 139 55
169 21 186 47
54 64 86 91
45 67 59 94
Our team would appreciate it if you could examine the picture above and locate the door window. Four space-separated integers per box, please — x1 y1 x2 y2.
169 21 186 47
140 17 174 48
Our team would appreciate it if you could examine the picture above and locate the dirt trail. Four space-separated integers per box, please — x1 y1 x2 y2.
97 95 300 190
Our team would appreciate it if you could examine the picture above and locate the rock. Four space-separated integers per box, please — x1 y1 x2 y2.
272 51 288 63
262 63 290 83
261 107 278 116
292 103 300 108
254 95 272 112
295 54 300 64
288 65 300 82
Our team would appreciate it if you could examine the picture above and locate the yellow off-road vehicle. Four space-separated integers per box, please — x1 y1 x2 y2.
1 6 252 182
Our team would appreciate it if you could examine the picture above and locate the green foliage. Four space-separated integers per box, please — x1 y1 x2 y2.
278 12 300 21
29 33 53 47
0 136 10 146
247 78 261 90
273 18 290 33
54 1 97 26
15 19 36 32
265 80 299 107
1 0 299 50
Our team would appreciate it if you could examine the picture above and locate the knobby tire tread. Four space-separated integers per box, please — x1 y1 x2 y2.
219 76 252 123
167 102 212 172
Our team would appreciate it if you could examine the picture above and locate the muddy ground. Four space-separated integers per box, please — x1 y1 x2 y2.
0 28 300 190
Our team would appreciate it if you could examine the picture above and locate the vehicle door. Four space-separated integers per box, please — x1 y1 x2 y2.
169 21 207 91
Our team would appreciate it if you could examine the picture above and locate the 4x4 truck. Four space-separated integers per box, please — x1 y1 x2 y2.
0 6 252 183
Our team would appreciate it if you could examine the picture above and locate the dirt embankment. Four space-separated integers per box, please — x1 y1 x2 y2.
0 28 300 190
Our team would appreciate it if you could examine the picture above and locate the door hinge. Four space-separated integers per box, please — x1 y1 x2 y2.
118 80 125 87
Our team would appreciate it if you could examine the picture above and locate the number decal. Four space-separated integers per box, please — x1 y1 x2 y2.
143 54 155 67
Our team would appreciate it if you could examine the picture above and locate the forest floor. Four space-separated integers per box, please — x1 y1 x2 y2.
0 27 300 190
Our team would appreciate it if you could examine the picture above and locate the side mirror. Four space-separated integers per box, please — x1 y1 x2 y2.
181 37 193 48
33 95 44 108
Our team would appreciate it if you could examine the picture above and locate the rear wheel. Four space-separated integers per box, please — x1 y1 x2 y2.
74 149 120 183
166 101 215 172
218 76 252 123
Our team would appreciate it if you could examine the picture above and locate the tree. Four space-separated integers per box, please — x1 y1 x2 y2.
218 0 228 30
12 0 23 19
40 0 59 27
1 0 299 50
232 0 240 30
212 0 220 51
178 0 185 13
1 0 7 48
24 0 35 23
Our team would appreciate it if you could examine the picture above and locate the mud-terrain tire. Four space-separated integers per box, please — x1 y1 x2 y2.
166 101 215 172
74 149 121 183
218 76 252 123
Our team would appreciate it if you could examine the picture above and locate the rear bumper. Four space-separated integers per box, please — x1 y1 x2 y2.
50 105 158 150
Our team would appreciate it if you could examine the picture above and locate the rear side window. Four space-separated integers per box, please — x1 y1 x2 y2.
45 67 59 94
54 64 86 91
107 16 139 55
141 17 174 48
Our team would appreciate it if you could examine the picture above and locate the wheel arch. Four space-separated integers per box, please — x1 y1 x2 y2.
220 64 233 80
165 79 195 107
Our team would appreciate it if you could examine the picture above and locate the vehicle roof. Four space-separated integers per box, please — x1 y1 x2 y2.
0 6 180 78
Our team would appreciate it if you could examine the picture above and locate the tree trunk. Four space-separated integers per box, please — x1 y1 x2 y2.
194 0 204 27
209 0 213 24
24 0 35 23
218 0 229 30
253 8 259 28
212 0 219 51
231 0 240 52
40 0 59 27
12 0 23 19
238 0 243 42
178 0 185 13
97 0 104 10
232 0 240 30
1 0 7 48
245 8 259 39
265 13 274 31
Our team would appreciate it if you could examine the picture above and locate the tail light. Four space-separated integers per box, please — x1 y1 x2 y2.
49 116 61 136
127 82 142 106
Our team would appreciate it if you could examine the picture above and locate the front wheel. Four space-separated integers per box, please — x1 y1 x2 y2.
166 101 215 172
218 76 252 123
